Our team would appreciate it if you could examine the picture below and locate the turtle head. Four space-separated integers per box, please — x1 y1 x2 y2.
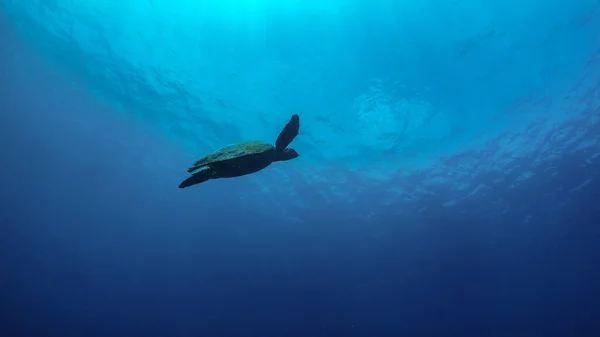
275 148 299 162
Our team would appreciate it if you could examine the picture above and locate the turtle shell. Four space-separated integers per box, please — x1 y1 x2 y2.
187 141 274 173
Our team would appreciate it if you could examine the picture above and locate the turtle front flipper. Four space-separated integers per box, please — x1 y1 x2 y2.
275 114 300 152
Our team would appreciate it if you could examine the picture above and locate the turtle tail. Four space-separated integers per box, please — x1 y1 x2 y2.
178 169 215 188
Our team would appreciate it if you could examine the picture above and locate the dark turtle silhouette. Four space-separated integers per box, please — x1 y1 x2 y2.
178 114 300 188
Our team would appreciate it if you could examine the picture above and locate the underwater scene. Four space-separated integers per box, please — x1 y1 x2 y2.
1 0 600 336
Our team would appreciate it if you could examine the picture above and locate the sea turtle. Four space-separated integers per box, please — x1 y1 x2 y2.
178 114 300 188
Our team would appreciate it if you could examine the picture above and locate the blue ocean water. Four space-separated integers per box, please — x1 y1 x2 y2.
1 0 600 336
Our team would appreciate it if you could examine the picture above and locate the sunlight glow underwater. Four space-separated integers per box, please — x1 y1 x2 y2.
2 0 600 216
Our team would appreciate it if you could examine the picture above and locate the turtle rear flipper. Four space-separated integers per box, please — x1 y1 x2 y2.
187 165 201 173
179 167 215 188
275 114 300 152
